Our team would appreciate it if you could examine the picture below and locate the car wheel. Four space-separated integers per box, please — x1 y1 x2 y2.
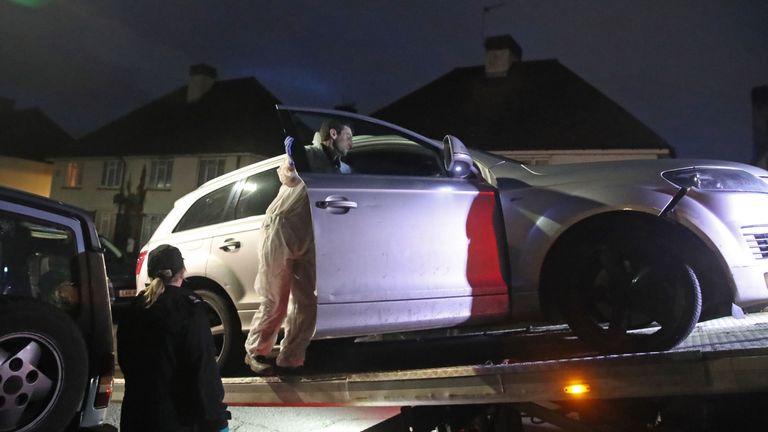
0 297 88 432
193 289 242 374
559 227 702 353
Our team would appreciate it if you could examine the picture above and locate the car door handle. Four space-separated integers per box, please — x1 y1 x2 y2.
219 238 241 252
316 195 357 214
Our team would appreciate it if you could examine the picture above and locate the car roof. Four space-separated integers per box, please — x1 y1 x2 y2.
0 186 102 251
196 154 284 190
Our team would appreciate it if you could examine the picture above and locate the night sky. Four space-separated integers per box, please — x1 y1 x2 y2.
1 0 767 163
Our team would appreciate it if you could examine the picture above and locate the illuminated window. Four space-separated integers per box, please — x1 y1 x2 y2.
198 158 226 185
65 162 82 188
100 160 123 188
149 159 174 189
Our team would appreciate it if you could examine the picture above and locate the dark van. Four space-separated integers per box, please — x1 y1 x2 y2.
0 186 114 431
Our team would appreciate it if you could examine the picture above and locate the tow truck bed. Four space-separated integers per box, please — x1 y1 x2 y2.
112 312 768 407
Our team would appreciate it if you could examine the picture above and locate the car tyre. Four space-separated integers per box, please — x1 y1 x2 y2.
193 288 243 375
0 297 88 432
558 226 702 353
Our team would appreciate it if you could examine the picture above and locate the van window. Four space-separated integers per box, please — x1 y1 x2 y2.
0 211 81 314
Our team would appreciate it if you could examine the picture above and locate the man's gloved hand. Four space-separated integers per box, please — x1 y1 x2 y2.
219 427 229 432
278 135 301 187
284 136 295 166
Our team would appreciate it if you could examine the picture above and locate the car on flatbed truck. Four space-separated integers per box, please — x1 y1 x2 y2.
137 106 768 372
0 186 114 432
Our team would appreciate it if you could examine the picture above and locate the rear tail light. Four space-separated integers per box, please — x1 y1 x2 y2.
94 375 114 409
135 250 148 276
94 354 115 409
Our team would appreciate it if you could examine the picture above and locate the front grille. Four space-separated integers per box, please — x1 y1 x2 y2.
742 226 768 259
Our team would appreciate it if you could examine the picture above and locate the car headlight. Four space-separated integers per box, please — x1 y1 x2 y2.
662 168 768 193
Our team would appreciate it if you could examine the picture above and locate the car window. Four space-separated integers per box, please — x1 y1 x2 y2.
174 182 238 232
345 135 443 176
284 111 446 177
0 211 81 315
235 168 281 219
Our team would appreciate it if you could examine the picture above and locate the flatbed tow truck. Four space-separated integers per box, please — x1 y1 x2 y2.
112 311 768 431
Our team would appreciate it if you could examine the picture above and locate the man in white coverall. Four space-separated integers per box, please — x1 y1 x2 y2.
244 127 353 374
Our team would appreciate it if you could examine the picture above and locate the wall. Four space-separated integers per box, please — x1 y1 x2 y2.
0 156 53 197
49 153 268 243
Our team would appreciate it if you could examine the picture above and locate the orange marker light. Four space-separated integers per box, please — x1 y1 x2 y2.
563 384 591 395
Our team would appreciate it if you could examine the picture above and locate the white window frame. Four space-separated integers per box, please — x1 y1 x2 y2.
95 211 117 239
100 160 123 188
140 213 165 246
198 158 226 185
65 162 83 188
149 159 174 190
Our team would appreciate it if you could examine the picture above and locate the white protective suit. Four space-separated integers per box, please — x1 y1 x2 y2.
244 158 316 368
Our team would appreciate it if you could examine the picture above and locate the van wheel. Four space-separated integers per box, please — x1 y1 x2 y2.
193 289 242 375
558 227 702 353
0 297 88 432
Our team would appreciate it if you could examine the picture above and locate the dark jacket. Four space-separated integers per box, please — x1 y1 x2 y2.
117 285 230 431
304 142 352 173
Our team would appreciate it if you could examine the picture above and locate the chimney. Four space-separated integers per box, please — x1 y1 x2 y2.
752 85 768 168
186 64 218 103
484 35 522 78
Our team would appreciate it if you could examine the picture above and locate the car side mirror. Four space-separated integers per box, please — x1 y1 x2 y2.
443 135 474 178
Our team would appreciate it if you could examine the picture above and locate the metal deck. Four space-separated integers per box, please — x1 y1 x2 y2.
111 312 768 406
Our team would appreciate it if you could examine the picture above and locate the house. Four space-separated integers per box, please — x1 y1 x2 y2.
0 97 74 196
48 64 285 251
373 35 673 165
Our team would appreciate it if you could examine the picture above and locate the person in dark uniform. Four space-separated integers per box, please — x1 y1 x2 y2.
117 244 230 432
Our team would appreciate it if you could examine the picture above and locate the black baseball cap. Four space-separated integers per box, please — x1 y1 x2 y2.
147 244 184 278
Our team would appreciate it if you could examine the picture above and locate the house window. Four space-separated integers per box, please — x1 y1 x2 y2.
95 211 117 239
198 158 226 185
100 160 123 188
140 214 165 246
65 162 82 188
149 159 174 189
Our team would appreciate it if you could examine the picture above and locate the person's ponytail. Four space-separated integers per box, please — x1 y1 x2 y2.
143 269 172 308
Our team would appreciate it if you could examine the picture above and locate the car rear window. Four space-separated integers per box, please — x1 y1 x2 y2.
235 169 280 219
0 211 81 315
174 182 238 232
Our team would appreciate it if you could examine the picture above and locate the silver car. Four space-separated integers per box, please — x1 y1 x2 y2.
137 106 768 370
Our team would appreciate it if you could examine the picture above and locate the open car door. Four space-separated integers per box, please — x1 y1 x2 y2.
277 106 509 338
